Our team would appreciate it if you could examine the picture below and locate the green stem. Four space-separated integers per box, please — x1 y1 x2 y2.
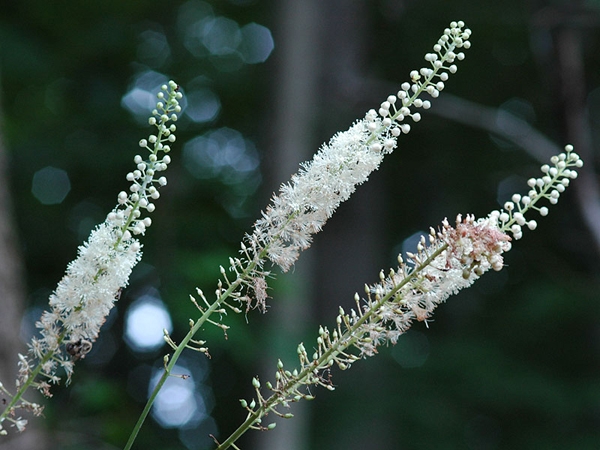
123 249 267 450
0 359 44 422
216 242 449 450
123 303 217 450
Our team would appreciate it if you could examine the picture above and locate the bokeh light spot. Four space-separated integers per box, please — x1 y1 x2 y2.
239 23 274 64
31 166 71 205
185 88 221 123
122 86 158 117
152 372 200 428
124 291 172 353
137 29 171 68
391 331 430 368
201 16 241 56
121 71 186 122
148 358 213 430
183 127 260 183
400 230 426 264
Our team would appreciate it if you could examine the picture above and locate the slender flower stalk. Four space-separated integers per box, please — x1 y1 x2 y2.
0 81 182 435
126 21 472 449
215 146 582 450
231 20 471 311
254 22 470 270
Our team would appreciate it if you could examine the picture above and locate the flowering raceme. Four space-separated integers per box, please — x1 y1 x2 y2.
124 22 474 449
252 22 470 273
339 146 582 358
0 81 182 435
219 21 472 314
220 146 582 449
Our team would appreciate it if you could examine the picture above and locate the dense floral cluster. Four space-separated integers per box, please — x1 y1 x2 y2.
232 145 581 443
254 21 471 273
218 22 471 317
0 81 182 435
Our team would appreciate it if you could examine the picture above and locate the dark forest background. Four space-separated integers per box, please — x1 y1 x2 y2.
1 1 600 449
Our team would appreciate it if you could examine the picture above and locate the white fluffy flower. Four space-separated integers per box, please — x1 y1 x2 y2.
254 120 385 271
13 82 181 400
246 21 471 273
47 221 141 342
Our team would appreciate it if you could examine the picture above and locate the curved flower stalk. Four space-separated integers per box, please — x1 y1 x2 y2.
215 146 582 450
0 81 182 435
228 20 471 312
126 21 472 449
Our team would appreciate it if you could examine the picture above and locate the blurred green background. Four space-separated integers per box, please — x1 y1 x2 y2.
1 0 599 449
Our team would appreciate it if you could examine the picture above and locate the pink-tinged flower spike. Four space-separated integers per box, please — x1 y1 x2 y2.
0 81 182 435
223 146 581 447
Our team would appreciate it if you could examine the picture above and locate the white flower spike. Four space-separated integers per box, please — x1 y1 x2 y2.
0 81 182 434
250 21 471 273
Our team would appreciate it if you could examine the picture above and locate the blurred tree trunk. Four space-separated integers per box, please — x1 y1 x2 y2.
313 2 390 449
0 73 50 448
253 1 322 449
552 10 600 255
313 0 386 322
255 0 387 449
531 4 600 254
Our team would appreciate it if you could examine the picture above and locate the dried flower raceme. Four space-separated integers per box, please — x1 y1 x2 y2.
222 146 582 447
217 21 471 315
0 81 182 435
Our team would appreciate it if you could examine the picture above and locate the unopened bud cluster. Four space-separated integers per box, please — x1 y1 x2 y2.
489 145 582 239
366 20 471 152
109 80 181 238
